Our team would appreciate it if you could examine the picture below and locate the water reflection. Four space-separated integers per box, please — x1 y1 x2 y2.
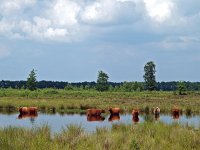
154 114 160 121
0 112 199 133
132 116 139 123
108 114 120 122
172 111 180 120
172 113 180 119
18 113 38 124
18 114 38 119
172 106 180 120
132 109 140 123
87 115 105 122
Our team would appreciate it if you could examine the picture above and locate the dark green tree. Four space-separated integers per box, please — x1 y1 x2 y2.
177 81 187 95
27 69 37 91
96 70 109 91
143 61 156 91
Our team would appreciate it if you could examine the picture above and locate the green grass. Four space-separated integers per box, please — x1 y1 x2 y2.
0 88 200 113
0 123 199 150
1 88 199 149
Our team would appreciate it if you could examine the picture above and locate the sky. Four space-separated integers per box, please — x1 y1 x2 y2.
0 0 200 82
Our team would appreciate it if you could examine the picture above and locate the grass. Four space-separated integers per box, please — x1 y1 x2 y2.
0 88 200 114
1 89 199 149
0 122 199 150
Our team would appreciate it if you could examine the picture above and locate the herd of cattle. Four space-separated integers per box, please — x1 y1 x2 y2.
17 106 181 122
86 106 180 122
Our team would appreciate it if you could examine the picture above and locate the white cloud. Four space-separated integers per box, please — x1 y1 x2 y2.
0 20 14 33
44 28 68 39
81 0 116 24
18 18 69 41
0 0 82 41
0 0 199 43
47 0 81 26
144 0 174 23
0 0 36 15
80 0 141 24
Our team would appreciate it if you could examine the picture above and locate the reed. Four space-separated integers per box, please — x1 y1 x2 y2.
0 123 199 150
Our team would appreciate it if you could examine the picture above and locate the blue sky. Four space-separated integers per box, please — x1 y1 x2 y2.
0 0 200 82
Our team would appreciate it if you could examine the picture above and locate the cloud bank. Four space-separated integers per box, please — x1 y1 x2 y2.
0 0 199 43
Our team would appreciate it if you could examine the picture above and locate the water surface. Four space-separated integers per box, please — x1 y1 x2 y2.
0 113 199 133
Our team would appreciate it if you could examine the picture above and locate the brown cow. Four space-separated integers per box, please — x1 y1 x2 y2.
153 107 160 120
132 109 139 123
87 115 105 122
18 107 38 115
108 114 120 122
172 106 180 119
109 107 120 115
86 109 105 116
153 107 160 115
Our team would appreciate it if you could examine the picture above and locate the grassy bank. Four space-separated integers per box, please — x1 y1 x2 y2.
0 122 199 150
0 88 200 113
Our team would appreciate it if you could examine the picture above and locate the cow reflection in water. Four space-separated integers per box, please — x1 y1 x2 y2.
87 115 105 122
108 107 120 122
132 109 139 123
154 114 160 120
172 106 180 119
108 114 120 122
18 113 38 119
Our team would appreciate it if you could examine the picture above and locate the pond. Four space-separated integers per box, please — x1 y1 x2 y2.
0 112 199 133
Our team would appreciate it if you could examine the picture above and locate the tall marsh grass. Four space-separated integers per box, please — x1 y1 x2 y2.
0 122 199 150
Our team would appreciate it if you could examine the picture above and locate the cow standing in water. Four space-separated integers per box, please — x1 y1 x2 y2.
132 109 139 123
109 107 120 115
108 107 120 121
153 107 160 120
86 109 105 116
18 107 38 119
172 106 180 119
18 107 38 115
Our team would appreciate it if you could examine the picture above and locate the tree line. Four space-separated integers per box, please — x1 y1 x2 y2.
0 61 200 95
1 80 199 91
1 62 200 93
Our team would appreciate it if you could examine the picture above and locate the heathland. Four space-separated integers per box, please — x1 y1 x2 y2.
0 88 200 114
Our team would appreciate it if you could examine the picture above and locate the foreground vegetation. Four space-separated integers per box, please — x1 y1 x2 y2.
0 122 199 150
0 88 200 114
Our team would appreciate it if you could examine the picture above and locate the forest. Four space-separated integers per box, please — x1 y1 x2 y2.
0 80 200 91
